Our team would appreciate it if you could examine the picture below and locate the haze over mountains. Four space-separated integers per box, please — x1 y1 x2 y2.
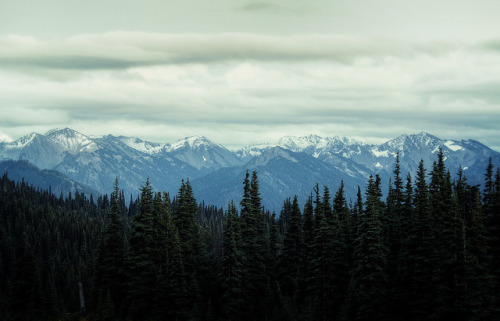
0 128 498 210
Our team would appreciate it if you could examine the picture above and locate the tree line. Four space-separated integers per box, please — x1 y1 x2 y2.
1 150 500 321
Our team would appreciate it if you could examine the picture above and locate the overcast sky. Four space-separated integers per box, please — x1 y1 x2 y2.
1 0 500 151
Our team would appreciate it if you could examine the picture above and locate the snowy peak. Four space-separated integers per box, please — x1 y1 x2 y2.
118 136 168 155
236 142 277 160
168 136 220 152
250 146 299 167
0 132 67 169
278 134 363 152
381 132 442 153
0 134 13 143
45 128 97 154
166 136 242 170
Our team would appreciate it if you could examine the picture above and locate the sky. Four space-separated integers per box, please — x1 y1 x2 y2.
1 0 500 151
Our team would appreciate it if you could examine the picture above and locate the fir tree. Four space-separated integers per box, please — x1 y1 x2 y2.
411 159 436 320
349 174 388 321
278 195 304 320
124 178 157 319
239 171 268 321
174 179 205 320
93 178 126 318
221 201 244 321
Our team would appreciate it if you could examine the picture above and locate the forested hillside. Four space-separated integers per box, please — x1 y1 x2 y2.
1 150 500 321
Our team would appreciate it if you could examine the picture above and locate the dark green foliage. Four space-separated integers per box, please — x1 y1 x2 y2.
1 157 499 321
239 171 271 321
349 175 388 321
7 247 41 321
124 178 157 319
221 201 244 321
488 166 500 316
92 178 126 319
277 195 304 319
0 173 104 320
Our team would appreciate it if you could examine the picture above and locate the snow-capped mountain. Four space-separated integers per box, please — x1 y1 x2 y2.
165 136 243 171
118 136 168 155
243 132 499 188
0 132 68 169
192 146 367 210
1 128 498 209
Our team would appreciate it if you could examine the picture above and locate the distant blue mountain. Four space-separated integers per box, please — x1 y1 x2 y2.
1 128 498 210
0 160 99 198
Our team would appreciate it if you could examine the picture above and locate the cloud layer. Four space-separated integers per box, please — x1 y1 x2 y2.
1 32 500 151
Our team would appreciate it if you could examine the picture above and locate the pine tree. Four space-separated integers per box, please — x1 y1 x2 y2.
483 158 495 217
488 167 500 317
278 195 304 320
410 159 436 320
124 178 157 319
93 178 126 318
239 171 269 321
165 218 189 321
221 201 244 321
397 173 415 321
332 181 351 319
349 175 388 321
385 155 405 320
309 185 342 321
461 186 491 320
174 179 205 320
299 194 315 320
352 185 363 235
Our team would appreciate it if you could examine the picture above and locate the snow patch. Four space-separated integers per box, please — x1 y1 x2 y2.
371 148 389 157
444 140 463 152
375 162 383 168
0 134 13 143
120 137 166 154
169 136 215 151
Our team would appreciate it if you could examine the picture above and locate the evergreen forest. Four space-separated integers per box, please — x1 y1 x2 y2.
1 150 500 321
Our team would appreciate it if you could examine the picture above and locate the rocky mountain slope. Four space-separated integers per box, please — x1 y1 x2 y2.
1 128 498 210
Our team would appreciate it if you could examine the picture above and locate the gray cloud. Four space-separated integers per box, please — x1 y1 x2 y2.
0 33 461 71
241 2 282 11
0 32 499 151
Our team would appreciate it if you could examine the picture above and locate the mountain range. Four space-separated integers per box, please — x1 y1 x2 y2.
1 128 498 210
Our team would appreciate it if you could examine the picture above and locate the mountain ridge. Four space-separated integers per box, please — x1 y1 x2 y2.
1 128 498 210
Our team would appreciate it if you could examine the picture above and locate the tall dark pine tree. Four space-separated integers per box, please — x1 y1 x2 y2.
239 171 271 321
164 205 189 321
483 158 495 217
299 194 315 320
349 175 388 321
488 166 500 315
92 177 126 319
429 151 463 320
331 181 351 319
221 201 244 321
352 185 363 239
124 178 157 320
461 186 491 320
309 186 340 321
397 173 415 321
175 179 205 320
410 159 435 321
278 195 304 320
152 191 175 320
385 155 405 320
